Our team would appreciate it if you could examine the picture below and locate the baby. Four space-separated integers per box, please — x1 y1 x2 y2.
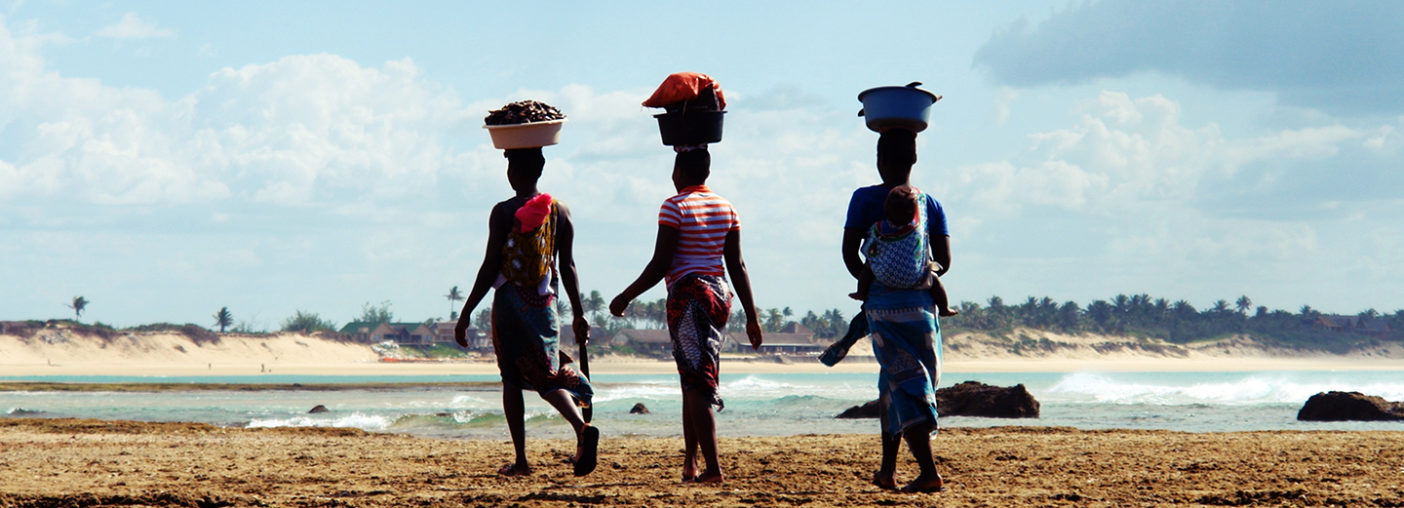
849 185 957 317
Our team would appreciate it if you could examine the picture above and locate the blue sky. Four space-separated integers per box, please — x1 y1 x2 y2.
3 1 1402 329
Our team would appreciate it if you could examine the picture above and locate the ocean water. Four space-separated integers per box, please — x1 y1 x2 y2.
3 371 1403 440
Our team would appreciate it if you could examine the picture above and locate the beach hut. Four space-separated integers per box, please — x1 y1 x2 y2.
610 329 673 356
756 323 825 355
366 322 437 346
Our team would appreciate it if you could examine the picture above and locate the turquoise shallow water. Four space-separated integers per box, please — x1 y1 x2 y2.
4 371 1403 440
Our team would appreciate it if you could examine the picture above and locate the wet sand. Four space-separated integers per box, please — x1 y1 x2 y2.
1 418 1401 507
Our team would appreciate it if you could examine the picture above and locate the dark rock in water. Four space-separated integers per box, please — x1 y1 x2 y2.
835 381 1041 419
1297 391 1404 421
308 405 329 414
836 400 881 419
936 381 1040 418
630 403 651 415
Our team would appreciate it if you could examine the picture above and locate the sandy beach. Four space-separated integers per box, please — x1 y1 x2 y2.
1 418 1400 507
4 329 1402 377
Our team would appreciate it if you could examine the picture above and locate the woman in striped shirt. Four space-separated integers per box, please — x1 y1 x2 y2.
611 148 763 484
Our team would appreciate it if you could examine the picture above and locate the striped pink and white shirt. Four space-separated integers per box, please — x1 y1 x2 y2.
657 185 740 283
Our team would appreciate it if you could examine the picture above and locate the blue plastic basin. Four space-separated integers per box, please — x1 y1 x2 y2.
858 85 941 133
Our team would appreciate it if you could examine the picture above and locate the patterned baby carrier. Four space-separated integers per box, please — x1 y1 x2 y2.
501 194 557 292
863 190 932 289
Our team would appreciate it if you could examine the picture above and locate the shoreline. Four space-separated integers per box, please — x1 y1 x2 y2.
2 355 1402 378
1 418 1400 507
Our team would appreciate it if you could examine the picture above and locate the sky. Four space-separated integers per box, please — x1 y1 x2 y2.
3 1 1402 330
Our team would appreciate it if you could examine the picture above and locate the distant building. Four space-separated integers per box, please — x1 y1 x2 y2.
780 323 813 335
339 321 378 342
423 321 490 350
757 322 825 355
1309 314 1391 337
610 329 673 355
560 325 608 347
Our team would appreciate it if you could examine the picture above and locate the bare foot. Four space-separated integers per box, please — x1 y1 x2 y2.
573 425 600 477
872 470 897 490
695 470 724 484
938 307 959 317
900 471 944 493
681 462 699 483
497 462 532 477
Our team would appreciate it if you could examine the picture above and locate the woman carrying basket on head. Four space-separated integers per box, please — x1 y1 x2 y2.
455 110 599 478
610 148 763 484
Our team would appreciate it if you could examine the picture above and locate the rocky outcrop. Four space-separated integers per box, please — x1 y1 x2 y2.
1297 391 1404 421
936 381 1040 418
836 381 1040 419
630 403 651 415
308 405 329 414
836 400 881 419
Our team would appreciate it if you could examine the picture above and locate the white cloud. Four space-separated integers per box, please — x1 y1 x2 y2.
950 91 1382 221
974 2 1404 117
991 87 1017 126
95 12 174 40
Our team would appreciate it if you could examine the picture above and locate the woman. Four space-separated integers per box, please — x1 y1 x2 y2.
454 147 599 477
841 128 950 493
610 148 762 484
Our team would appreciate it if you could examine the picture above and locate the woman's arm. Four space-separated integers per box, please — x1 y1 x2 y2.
723 229 763 349
842 227 866 280
932 235 951 277
455 203 511 346
554 201 590 344
609 225 679 316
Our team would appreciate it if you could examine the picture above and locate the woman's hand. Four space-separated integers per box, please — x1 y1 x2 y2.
453 319 471 348
609 294 631 317
746 318 763 350
572 315 590 345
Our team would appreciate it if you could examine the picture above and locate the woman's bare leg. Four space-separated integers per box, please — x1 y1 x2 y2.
900 424 944 492
500 381 531 475
681 393 699 481
684 389 722 483
873 401 899 489
540 389 588 460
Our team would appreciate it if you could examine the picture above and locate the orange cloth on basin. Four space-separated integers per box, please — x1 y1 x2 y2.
642 72 727 110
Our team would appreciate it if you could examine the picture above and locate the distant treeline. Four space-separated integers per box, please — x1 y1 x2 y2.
18 292 1402 354
568 291 1404 354
940 294 1403 353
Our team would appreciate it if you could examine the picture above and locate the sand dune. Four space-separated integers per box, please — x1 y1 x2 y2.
2 323 1401 376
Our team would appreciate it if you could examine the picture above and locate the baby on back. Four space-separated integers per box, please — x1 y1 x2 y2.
850 185 957 317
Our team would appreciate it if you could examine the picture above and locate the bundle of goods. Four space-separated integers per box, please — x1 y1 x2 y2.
642 72 726 147
484 100 567 149
857 82 942 133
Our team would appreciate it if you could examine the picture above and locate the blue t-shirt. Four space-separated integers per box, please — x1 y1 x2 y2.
844 184 948 237
845 184 948 311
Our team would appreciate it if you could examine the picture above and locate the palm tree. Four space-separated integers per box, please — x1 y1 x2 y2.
67 296 89 320
475 308 492 330
765 308 784 332
1112 294 1130 316
213 307 233 333
445 286 464 320
584 290 605 320
1235 295 1253 315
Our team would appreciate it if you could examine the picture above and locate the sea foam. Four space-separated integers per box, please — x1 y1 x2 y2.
1044 371 1404 405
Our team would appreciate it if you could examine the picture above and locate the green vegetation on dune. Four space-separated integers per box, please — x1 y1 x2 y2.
15 291 1403 356
942 294 1403 352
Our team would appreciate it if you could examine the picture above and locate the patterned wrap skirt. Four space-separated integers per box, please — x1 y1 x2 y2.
666 273 732 410
491 282 593 407
866 299 941 438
